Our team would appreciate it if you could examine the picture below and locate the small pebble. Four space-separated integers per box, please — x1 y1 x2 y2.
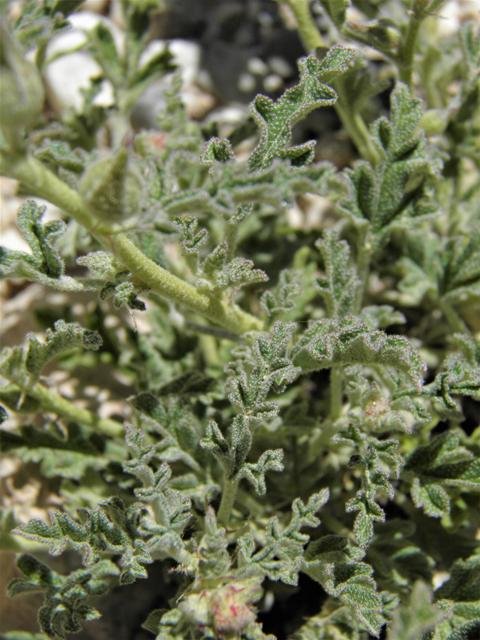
268 56 292 78
238 72 256 93
263 73 283 92
247 57 269 76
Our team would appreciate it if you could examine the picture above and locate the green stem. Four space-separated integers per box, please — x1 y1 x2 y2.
280 0 380 166
330 364 343 420
0 382 123 438
398 3 422 89
112 235 263 334
217 476 240 527
398 0 446 89
354 231 373 314
0 150 99 231
334 92 381 167
282 0 325 50
0 151 263 335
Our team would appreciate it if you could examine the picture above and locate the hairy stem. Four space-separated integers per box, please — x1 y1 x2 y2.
279 0 380 166
217 476 240 527
281 0 326 50
398 0 446 89
0 151 263 334
330 364 343 420
398 4 422 89
334 90 381 167
112 235 263 334
0 382 123 438
354 231 373 314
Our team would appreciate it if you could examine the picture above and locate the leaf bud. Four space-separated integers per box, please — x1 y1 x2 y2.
0 21 45 130
79 148 144 223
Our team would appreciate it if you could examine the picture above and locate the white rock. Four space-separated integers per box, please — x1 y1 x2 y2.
44 51 104 113
131 39 203 128
167 39 201 88
238 72 256 93
263 73 283 92
0 228 30 253
247 56 269 76
69 12 124 53
268 56 292 78
43 11 121 114
139 39 201 89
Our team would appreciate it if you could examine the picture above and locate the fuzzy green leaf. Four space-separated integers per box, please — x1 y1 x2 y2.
0 200 65 281
445 622 480 640
200 243 269 293
162 156 334 220
0 321 102 396
398 231 480 309
404 431 480 518
8 555 118 639
197 507 231 577
76 251 121 280
335 425 402 548
13 498 152 584
440 231 480 304
34 139 91 186
260 269 301 319
237 449 284 495
25 320 102 381
237 490 329 586
428 553 480 639
220 322 300 475
315 230 359 318
100 280 146 311
292 316 426 390
201 137 235 167
174 216 207 274
122 422 195 563
249 46 356 170
337 84 441 244
129 393 202 472
12 0 82 65
0 421 110 480
324 562 383 636
200 420 235 477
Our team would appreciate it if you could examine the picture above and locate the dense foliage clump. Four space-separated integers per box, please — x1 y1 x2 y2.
0 1 479 639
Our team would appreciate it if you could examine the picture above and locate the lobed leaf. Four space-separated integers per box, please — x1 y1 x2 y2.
260 269 301 319
236 449 284 495
25 320 102 381
323 562 383 637
237 490 329 586
248 47 356 170
335 425 403 548
291 316 426 390
315 230 359 318
0 200 65 282
337 84 442 245
404 431 480 518
13 498 152 584
8 555 118 639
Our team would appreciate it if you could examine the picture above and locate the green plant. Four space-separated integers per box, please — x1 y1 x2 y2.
0 0 479 639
